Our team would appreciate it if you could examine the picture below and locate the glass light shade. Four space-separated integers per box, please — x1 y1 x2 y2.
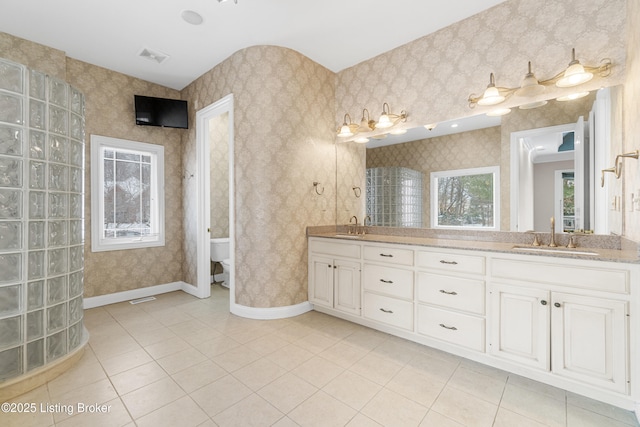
376 113 393 129
515 75 545 97
389 128 407 135
354 136 369 143
556 91 589 102
519 100 548 110
337 124 353 138
477 86 505 106
486 107 511 116
358 118 373 133
556 63 593 88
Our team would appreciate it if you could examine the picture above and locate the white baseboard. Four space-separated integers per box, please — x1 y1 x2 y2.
83 282 187 309
230 301 312 320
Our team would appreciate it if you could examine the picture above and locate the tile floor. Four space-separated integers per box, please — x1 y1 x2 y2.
5 285 640 427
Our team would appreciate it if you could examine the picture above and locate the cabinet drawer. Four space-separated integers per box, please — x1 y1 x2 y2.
309 239 360 259
491 258 629 294
363 245 414 266
363 292 413 331
363 264 414 300
417 273 485 314
417 250 485 275
417 305 485 351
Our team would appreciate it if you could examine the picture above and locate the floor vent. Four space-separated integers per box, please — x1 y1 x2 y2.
129 296 156 305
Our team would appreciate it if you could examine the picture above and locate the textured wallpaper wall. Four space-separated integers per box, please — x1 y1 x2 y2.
209 112 230 239
180 46 336 307
623 0 640 242
0 32 66 80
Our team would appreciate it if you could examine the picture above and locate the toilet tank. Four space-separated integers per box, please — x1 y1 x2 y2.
210 237 230 262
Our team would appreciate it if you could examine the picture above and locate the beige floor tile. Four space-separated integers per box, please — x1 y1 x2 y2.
341 329 388 352
446 365 507 405
319 341 368 369
144 336 191 359
271 322 314 342
493 407 549 427
266 344 315 371
371 338 422 365
212 345 263 372
46 353 107 398
431 386 498 427
404 351 459 383
128 326 178 347
233 357 288 391
458 358 510 382
229 325 273 344
291 356 345 388
100 348 153 376
4 385 54 427
567 392 640 426
90 334 142 361
567 405 638 427
361 388 428 427
192 335 242 358
272 416 302 427
349 353 403 386
385 366 446 407
507 373 567 401
167 318 212 337
190 374 252 417
135 396 209 427
156 347 208 374
244 333 290 356
109 361 168 396
83 307 114 328
196 420 218 427
149 307 195 326
293 332 339 354
288 391 357 427
419 411 465 427
212 393 284 426
120 376 185 420
346 413 384 426
179 327 223 346
322 370 381 410
171 360 228 393
500 383 566 427
54 397 132 427
52 378 119 423
258 373 318 413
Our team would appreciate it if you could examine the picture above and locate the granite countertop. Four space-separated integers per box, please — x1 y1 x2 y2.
307 231 640 264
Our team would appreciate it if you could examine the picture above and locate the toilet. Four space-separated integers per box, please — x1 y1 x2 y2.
210 237 231 288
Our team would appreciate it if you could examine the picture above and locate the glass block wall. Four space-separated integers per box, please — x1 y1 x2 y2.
366 167 423 227
0 58 85 382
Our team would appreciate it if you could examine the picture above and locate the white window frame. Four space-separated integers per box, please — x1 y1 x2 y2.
90 135 165 252
430 166 500 231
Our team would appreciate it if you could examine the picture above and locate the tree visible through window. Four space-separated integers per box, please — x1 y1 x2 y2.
431 167 500 230
91 135 164 252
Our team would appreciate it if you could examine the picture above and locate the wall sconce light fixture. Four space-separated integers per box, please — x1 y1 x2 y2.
468 48 612 113
337 103 408 142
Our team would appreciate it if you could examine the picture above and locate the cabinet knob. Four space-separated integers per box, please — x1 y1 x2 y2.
554 302 561 308
540 300 547 305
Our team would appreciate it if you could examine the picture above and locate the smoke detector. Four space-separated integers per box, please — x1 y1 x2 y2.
138 48 169 64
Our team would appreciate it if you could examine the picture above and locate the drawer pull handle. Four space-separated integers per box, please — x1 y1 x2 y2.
380 279 394 284
379 308 394 314
439 323 458 331
439 260 458 265
439 290 458 295
380 253 394 258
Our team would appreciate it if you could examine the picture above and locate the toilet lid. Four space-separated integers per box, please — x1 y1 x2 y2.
222 258 230 266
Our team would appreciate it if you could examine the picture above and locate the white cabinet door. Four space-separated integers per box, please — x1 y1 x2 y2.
490 283 550 370
334 259 361 315
551 293 628 394
309 255 334 308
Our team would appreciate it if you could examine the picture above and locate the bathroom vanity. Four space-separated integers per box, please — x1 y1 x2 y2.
307 232 640 414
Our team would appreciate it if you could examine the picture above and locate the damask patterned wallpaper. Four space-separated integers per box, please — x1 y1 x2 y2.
180 46 336 307
623 0 640 242
0 32 66 80
209 112 230 239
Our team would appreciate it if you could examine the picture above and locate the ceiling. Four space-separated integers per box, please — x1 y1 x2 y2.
0 0 506 90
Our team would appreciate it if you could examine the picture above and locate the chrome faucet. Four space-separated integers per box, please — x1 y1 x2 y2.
349 215 358 234
549 216 557 247
362 215 372 235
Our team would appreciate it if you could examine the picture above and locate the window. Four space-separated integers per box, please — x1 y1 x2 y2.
91 135 164 252
431 166 500 230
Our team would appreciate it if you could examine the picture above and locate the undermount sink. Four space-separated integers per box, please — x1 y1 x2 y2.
511 246 598 256
333 233 364 239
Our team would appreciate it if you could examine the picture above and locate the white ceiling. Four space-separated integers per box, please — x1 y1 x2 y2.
0 0 506 90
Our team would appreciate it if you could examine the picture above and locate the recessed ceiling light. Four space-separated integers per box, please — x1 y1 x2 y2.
181 10 203 25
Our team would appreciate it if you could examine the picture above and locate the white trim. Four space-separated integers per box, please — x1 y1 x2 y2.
90 134 165 252
195 94 234 301
82 281 187 309
230 301 313 320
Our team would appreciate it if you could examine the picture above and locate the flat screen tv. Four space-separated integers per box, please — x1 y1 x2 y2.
134 95 188 129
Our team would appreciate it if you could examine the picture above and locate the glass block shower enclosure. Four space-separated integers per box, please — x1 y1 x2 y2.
366 167 423 228
0 58 85 383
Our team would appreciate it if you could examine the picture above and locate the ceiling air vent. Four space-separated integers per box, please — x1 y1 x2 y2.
138 48 169 64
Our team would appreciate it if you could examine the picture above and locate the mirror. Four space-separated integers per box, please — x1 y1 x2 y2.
335 85 623 235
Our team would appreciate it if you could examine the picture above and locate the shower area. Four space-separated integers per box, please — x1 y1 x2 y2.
366 166 423 227
0 58 86 390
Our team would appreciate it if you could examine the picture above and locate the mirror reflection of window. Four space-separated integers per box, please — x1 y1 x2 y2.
431 166 500 230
